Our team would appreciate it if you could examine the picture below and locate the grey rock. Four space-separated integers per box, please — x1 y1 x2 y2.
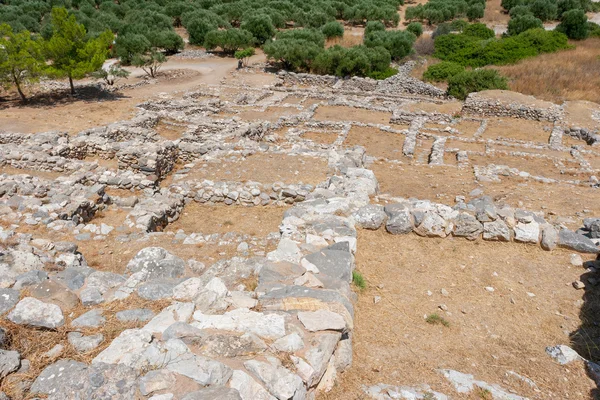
71 309 105 328
273 333 304 352
453 213 483 239
482 220 511 242
229 369 276 400
30 359 138 399
304 332 341 386
195 332 268 358
67 332 104 353
126 247 186 279
0 288 19 315
513 221 540 244
303 250 354 283
53 241 78 253
192 308 286 340
298 310 346 332
384 204 413 234
29 280 80 311
181 387 242 400
115 308 155 323
85 271 126 294
162 322 205 342
0 350 20 378
52 267 92 290
363 383 447 400
558 230 599 254
80 287 104 306
139 369 176 396
545 345 582 365
352 204 386 230
0 328 6 349
469 196 497 222
143 302 194 334
244 359 305 400
439 369 526 399
584 218 600 238
541 225 558 251
137 281 175 300
12 270 48 291
7 297 65 328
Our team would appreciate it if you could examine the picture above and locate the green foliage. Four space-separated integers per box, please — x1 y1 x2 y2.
45 7 113 94
432 22 452 38
312 44 391 76
426 313 450 327
556 9 588 39
406 22 424 37
352 270 366 289
462 23 495 38
423 61 465 82
368 66 399 79
450 19 469 32
234 47 255 66
186 19 218 46
588 22 600 38
447 69 508 99
466 4 485 21
0 23 46 101
507 14 543 35
405 0 485 24
263 37 323 71
364 29 416 60
240 14 276 45
204 28 254 53
509 5 535 17
434 28 569 67
365 20 386 36
115 33 151 65
91 64 130 86
530 0 558 21
321 21 344 39
132 49 166 78
276 28 326 47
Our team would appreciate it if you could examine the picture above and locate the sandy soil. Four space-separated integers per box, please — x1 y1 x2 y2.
314 106 393 125
165 153 330 186
323 230 598 400
165 203 286 237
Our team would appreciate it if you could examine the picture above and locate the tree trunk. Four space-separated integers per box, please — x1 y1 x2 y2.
69 75 75 95
12 73 26 103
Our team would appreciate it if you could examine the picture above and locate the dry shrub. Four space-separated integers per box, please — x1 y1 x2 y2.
413 36 435 57
0 295 170 398
493 38 600 104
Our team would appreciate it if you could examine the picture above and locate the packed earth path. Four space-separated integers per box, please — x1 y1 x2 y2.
0 53 599 400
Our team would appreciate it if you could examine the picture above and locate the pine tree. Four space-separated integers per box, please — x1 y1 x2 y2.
0 23 46 102
45 7 113 95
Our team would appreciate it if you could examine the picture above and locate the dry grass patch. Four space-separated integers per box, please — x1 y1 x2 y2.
323 230 597 399
493 39 600 104
0 295 170 399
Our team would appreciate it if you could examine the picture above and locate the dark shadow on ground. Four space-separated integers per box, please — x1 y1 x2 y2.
570 254 600 400
0 85 130 110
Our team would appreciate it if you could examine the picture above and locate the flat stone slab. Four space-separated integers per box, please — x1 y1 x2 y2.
298 310 346 332
559 230 599 253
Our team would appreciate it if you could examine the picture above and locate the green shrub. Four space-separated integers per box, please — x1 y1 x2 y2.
186 19 217 46
406 22 423 37
368 66 399 80
426 313 450 327
463 22 495 39
365 20 386 36
509 5 534 17
312 44 391 77
556 9 588 39
423 61 465 81
507 14 543 35
530 0 558 21
432 22 452 38
447 69 508 100
204 28 254 53
263 38 322 71
588 22 600 37
467 3 485 20
276 28 325 47
450 19 469 32
364 29 416 60
321 21 344 38
240 14 275 44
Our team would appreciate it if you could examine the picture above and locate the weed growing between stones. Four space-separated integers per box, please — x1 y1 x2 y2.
352 271 367 290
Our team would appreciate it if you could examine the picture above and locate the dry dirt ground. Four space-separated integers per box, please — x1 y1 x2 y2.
323 230 598 400
1 46 600 399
